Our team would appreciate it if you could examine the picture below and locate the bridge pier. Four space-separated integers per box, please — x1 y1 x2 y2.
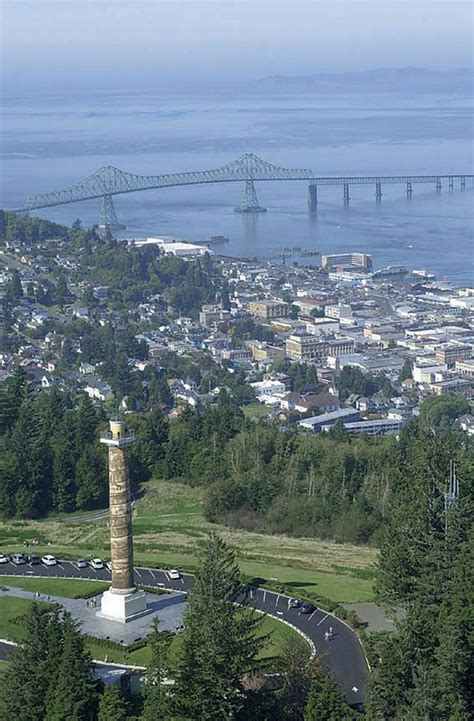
234 179 267 213
343 183 350 205
99 195 125 235
406 181 413 197
461 176 465 190
375 182 382 203
449 177 454 192
436 177 442 194
308 183 318 212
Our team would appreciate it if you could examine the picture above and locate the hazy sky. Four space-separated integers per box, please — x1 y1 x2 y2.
1 0 472 90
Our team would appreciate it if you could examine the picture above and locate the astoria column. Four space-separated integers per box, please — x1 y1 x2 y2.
99 419 147 622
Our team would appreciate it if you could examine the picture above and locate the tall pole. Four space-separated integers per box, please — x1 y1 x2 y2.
99 419 146 622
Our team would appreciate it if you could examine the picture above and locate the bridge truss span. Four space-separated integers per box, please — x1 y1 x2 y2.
21 153 315 212
14 152 473 229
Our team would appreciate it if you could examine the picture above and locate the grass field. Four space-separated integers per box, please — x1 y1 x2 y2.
0 481 377 604
242 403 272 420
0 577 109 599
0 596 54 642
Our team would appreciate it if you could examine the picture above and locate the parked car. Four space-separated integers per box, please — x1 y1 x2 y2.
299 601 315 614
168 569 181 580
288 598 301 608
0 553 9 564
106 561 112 572
41 554 57 566
89 558 104 570
27 554 41 565
76 559 87 569
11 553 26 565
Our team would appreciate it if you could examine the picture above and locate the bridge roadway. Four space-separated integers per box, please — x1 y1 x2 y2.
0 560 368 708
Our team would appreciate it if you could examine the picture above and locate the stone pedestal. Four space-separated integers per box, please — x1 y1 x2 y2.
98 588 147 623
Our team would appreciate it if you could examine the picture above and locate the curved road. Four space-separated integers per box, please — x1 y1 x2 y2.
0 561 368 708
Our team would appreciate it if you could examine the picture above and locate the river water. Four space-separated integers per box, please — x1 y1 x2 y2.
1 90 473 284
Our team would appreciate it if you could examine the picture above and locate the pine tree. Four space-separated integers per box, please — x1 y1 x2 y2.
75 394 100 447
46 612 98 721
276 635 317 721
0 602 50 720
141 619 173 720
98 685 128 721
304 674 356 720
75 445 107 510
175 533 267 720
52 413 78 512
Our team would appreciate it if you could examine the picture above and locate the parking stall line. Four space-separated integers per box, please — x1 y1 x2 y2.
135 568 142 578
308 610 317 622
275 594 280 606
317 613 329 627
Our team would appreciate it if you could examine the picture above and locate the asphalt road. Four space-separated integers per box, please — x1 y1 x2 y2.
0 560 368 707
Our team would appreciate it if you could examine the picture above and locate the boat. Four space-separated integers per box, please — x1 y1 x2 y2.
372 265 408 279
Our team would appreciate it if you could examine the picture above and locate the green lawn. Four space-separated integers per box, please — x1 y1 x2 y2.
242 402 272 419
0 576 109 599
86 614 307 668
0 596 53 642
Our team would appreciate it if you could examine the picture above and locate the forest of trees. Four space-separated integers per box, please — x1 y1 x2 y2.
1 368 471 550
364 431 473 719
0 367 107 517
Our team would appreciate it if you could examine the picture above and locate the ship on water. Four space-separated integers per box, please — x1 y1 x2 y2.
194 235 230 246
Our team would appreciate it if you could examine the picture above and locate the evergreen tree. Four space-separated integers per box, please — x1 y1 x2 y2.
276 636 316 721
98 685 128 721
399 358 413 382
0 603 50 720
46 613 98 721
142 619 174 720
304 674 356 720
175 533 267 720
75 445 107 510
76 394 100 447
6 269 23 302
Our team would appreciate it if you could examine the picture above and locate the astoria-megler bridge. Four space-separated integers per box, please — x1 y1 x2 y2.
15 152 473 230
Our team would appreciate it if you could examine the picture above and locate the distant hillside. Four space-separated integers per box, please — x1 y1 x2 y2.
252 67 474 93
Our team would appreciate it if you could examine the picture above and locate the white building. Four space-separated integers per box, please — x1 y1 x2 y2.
250 379 287 397
133 238 213 257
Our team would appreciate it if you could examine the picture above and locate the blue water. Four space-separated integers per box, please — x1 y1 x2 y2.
1 90 473 284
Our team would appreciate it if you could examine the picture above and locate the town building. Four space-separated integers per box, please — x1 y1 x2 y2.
248 300 289 319
321 417 404 436
298 408 361 432
435 342 472 368
321 252 373 271
285 334 354 361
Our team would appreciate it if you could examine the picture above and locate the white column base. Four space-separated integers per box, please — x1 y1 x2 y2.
97 588 147 623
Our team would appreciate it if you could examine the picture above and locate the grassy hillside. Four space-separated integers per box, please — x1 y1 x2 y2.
0 480 377 603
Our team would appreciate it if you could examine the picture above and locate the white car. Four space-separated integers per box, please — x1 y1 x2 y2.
89 558 104 570
76 559 87 569
0 554 8 564
41 554 57 566
168 569 181 580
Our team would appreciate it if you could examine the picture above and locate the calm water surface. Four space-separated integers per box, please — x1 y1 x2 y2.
1 91 473 284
